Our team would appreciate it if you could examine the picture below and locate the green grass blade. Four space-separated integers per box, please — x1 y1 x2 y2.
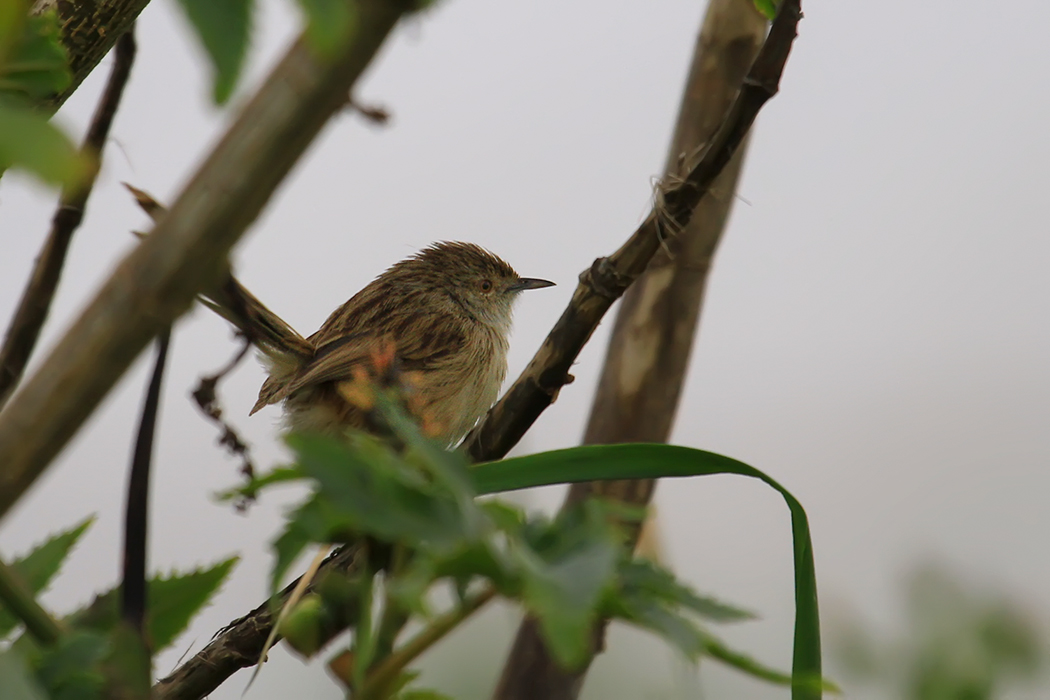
471 444 823 699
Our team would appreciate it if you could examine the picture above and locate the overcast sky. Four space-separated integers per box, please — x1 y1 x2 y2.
1 0 1048 698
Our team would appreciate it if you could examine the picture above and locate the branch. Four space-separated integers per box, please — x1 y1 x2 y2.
0 0 412 520
0 28 137 409
30 0 151 109
0 557 65 646
463 0 803 464
356 586 496 699
152 544 367 700
491 0 774 696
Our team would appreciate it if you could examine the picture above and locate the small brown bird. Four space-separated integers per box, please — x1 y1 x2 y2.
206 242 553 445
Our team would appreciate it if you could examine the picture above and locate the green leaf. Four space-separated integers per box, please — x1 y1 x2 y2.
0 649 47 700
472 443 822 700
515 503 620 669
0 517 94 637
34 630 108 700
617 559 754 623
271 434 483 589
753 0 777 20
70 557 238 652
0 10 71 101
295 0 356 56
0 103 87 186
175 0 252 104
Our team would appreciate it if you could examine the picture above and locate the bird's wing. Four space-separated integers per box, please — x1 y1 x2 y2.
251 318 468 413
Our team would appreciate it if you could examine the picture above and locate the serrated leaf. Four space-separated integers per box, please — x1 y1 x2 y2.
70 557 238 651
295 0 356 56
271 434 480 589
0 649 48 700
175 0 252 104
753 0 777 20
0 103 88 186
0 10 71 101
618 559 754 623
0 517 95 637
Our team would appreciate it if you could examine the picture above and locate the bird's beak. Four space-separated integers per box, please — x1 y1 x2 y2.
509 277 555 292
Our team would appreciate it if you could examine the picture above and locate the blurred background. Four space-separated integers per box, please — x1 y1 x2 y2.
1 0 1048 697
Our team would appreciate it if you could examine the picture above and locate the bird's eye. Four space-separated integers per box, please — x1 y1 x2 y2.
480 280 493 292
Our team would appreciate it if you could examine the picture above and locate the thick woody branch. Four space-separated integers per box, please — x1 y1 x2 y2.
491 0 772 696
0 29 137 409
0 0 411 519
30 0 151 109
463 0 803 464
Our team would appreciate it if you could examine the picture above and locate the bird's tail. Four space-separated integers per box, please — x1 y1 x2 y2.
124 183 314 362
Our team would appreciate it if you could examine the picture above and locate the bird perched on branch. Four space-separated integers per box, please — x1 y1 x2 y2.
205 241 554 446
125 186 552 445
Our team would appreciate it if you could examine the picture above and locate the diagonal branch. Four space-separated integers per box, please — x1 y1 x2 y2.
30 0 151 109
463 0 803 464
152 544 367 700
491 0 775 697
0 0 412 521
0 28 137 409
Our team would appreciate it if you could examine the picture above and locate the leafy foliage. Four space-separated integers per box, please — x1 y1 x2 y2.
0 518 235 700
68 557 238 652
175 0 252 104
0 6 84 186
0 518 94 638
230 390 819 696
472 442 825 696
0 9 71 101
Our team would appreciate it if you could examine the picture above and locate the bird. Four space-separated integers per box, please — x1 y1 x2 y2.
204 241 554 446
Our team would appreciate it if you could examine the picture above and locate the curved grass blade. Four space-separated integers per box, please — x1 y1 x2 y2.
471 443 823 699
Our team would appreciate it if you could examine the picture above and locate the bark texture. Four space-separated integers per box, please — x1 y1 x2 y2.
492 1 769 698
31 0 152 108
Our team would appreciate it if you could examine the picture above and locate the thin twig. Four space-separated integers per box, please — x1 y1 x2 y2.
0 28 137 409
463 0 803 463
0 557 65 646
358 586 496 699
122 328 170 637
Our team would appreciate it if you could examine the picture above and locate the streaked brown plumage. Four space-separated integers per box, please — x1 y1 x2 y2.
206 242 553 445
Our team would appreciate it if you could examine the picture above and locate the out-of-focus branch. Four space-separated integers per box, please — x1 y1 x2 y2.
0 0 411 520
0 29 137 409
30 0 150 109
463 0 802 465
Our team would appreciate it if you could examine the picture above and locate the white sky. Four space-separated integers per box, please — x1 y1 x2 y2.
1 0 1048 698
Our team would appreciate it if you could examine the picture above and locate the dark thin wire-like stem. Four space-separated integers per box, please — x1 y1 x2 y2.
122 328 170 635
0 28 137 409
